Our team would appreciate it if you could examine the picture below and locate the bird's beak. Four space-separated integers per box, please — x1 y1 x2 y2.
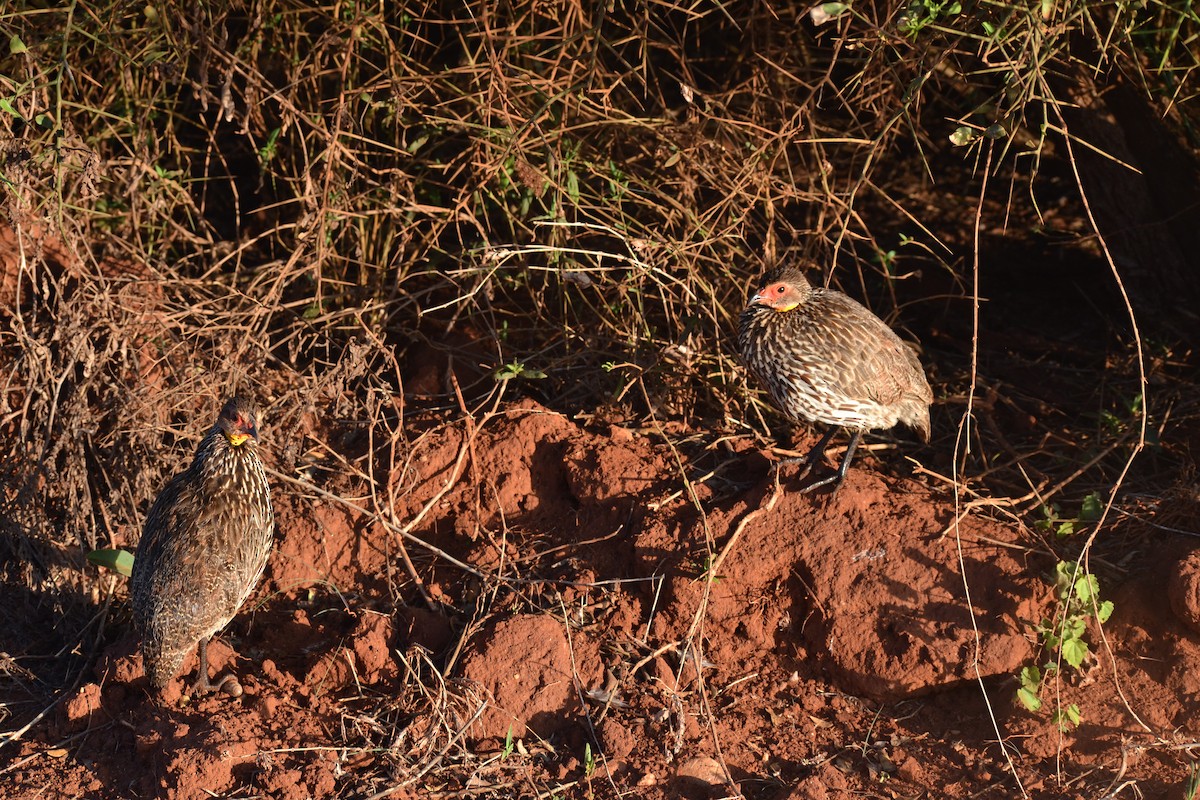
224 421 258 447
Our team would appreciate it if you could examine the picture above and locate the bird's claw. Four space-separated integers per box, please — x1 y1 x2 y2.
187 671 243 698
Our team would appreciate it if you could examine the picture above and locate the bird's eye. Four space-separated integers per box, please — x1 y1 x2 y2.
775 285 785 294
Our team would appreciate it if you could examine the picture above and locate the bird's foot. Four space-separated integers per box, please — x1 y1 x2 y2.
792 429 860 496
186 637 244 699
767 453 853 495
769 454 816 480
187 671 244 699
769 451 827 491
795 470 846 495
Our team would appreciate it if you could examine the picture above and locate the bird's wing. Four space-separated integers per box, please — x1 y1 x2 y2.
807 293 929 407
133 472 249 635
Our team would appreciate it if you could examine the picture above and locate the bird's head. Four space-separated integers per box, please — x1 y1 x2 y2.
216 397 260 448
749 267 813 312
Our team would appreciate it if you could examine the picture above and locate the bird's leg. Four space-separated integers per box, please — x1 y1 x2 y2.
782 427 837 479
770 427 836 488
799 430 862 495
188 637 244 698
188 637 215 695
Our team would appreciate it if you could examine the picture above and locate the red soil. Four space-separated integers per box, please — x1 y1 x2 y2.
4 395 1200 799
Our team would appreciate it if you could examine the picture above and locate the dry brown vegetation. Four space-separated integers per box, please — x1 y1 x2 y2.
2 0 1200 798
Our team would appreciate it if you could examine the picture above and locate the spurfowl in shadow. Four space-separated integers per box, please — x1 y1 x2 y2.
130 396 274 697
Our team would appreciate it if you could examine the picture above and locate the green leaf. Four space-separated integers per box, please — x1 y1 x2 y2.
1061 637 1089 669
10 35 28 55
502 725 514 759
0 98 19 117
496 362 545 381
566 169 579 204
87 548 135 577
1097 599 1114 623
583 742 595 776
1052 703 1081 729
1075 573 1100 604
407 133 429 154
949 126 975 146
1184 762 1200 799
258 127 281 165
950 126 979 146
1080 492 1103 521
1055 560 1077 598
1038 504 1061 532
810 2 851 25
1017 686 1041 712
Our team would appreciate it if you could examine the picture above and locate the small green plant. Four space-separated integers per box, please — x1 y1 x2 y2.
605 159 629 201
689 554 725 584
898 0 962 36
1184 761 1200 800
1016 665 1043 712
949 123 1007 147
258 127 282 167
1035 492 1103 538
1079 492 1103 521
1016 560 1114 730
1051 704 1082 731
501 725 515 760
495 361 547 381
1036 503 1073 537
874 247 897 270
1100 393 1144 435
583 742 596 778
1045 560 1113 669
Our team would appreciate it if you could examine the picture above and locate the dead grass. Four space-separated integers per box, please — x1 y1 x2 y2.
1 0 1199 793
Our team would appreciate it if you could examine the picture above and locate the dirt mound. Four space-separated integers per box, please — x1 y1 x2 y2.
638 468 1040 700
3 399 1200 798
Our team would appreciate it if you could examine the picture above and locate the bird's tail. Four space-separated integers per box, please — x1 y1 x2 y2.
142 639 189 690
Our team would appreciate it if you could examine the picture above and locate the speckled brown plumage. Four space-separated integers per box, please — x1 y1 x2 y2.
130 397 274 696
738 265 933 492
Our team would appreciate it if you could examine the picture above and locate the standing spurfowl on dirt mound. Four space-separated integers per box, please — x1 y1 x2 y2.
738 265 933 493
130 396 274 697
